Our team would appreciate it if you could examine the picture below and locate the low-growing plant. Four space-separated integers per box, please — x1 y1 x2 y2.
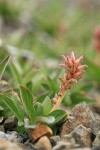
0 52 88 134
0 85 67 130
0 55 11 122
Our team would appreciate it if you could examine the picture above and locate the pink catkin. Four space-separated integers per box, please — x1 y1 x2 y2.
59 52 87 92
52 52 87 110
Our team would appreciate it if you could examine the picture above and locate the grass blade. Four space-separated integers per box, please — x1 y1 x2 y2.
0 56 11 80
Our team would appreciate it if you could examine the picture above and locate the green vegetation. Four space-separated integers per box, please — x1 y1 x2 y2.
0 0 100 134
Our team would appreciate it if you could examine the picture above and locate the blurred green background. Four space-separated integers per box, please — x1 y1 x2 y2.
0 0 100 59
0 0 100 108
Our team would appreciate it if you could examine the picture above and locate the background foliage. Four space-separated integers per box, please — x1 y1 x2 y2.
0 0 100 110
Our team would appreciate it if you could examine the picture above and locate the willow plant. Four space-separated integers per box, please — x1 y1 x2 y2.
0 52 87 133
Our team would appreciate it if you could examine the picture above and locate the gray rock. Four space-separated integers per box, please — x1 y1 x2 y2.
52 141 75 150
92 147 100 150
50 136 61 146
0 138 23 150
62 133 78 148
62 124 92 147
24 143 38 150
90 113 100 135
93 131 100 147
60 102 95 136
0 131 22 143
4 115 17 129
70 148 91 150
0 131 8 139
35 136 52 150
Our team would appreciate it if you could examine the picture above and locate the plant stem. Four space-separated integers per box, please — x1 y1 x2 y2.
51 90 66 112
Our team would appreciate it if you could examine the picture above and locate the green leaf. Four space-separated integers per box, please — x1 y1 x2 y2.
48 109 67 125
34 102 43 117
37 91 49 103
0 117 3 123
42 96 53 115
23 69 38 85
17 125 25 134
0 94 25 121
81 84 93 92
0 99 13 118
0 105 4 111
51 125 58 135
47 76 58 92
85 57 100 82
72 96 95 105
26 81 33 93
36 116 55 124
79 97 95 104
32 74 45 93
0 55 11 80
19 85 35 123
9 63 22 84
42 83 50 91
18 120 24 126
0 108 13 118
70 92 95 105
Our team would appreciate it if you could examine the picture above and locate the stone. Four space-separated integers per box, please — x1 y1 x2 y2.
93 131 100 147
90 113 100 135
4 115 17 130
29 123 53 142
62 124 92 147
92 147 100 150
19 133 28 143
50 136 61 147
0 138 23 150
35 136 52 150
70 148 91 150
7 131 23 143
61 102 95 136
93 103 100 114
23 143 38 150
0 131 23 143
62 133 78 148
90 89 100 114
52 141 75 150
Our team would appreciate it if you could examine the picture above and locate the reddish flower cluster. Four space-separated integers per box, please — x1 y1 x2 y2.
93 26 100 52
53 52 87 104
